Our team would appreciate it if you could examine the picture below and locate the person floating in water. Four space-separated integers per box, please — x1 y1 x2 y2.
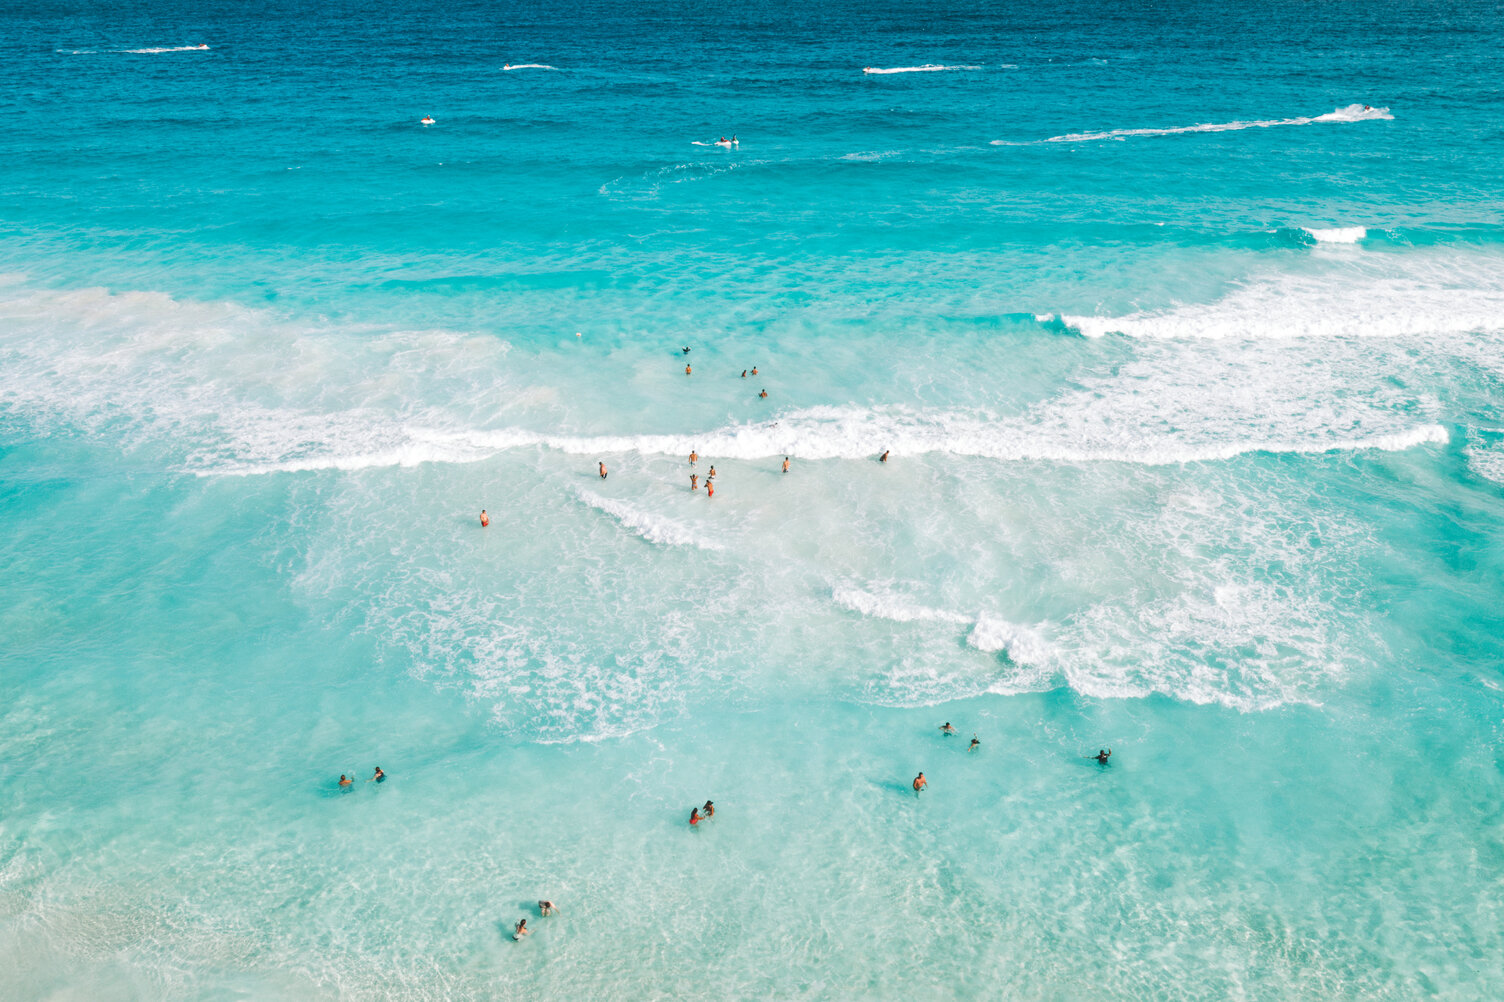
338 774 353 788
479 509 489 527
879 450 890 463
513 918 530 940
703 800 715 819
969 735 980 752
538 900 559 916
940 722 956 735
685 363 692 376
1092 748 1112 764
691 473 699 491
759 388 768 399
599 461 608 479
782 456 790 473
913 772 927 795
370 766 385 783
690 807 703 825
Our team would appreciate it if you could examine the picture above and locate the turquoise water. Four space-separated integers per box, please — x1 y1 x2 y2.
3 1 1504 998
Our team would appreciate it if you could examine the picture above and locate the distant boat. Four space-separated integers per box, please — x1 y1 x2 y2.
420 115 435 125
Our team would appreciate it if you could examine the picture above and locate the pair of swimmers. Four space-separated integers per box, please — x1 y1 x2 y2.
513 900 561 940
739 366 760 377
939 722 982 752
337 766 384 788
689 800 716 825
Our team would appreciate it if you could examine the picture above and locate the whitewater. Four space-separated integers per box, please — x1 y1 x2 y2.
3 1 1503 1000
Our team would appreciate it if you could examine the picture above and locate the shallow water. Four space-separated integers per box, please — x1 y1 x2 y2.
3 0 1503 998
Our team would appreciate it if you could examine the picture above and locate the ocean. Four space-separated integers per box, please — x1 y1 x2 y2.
2 0 1503 998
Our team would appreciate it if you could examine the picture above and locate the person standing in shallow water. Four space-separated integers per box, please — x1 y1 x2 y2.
913 772 927 795
599 461 607 479
969 735 980 752
479 509 489 527
880 450 890 463
782 456 789 473
1093 748 1112 764
685 363 692 376
940 722 956 735
689 450 698 466
691 473 698 491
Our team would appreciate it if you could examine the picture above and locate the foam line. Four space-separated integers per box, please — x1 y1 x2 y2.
992 104 1391 145
862 64 981 74
575 488 723 551
503 63 558 70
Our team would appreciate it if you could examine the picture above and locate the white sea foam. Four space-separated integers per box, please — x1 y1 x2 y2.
966 614 1053 665
862 64 981 74
124 44 211 53
832 586 970 624
1303 226 1368 244
992 104 1391 145
503 63 558 70
1063 255 1504 340
576 488 723 551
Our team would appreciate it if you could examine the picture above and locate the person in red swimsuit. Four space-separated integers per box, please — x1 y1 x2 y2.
479 510 489 527
689 807 702 825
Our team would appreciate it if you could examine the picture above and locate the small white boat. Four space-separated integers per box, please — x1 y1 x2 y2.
420 116 435 125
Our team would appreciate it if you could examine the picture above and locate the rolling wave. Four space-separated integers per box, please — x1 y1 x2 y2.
863 64 980 74
992 103 1391 145
503 63 558 71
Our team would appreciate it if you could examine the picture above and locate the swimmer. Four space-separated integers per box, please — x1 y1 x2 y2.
686 363 692 376
599 461 608 479
969 735 980 752
370 766 385 783
338 774 353 788
538 900 559 916
691 473 699 491
940 722 956 735
707 465 716 479
750 366 758 375
703 800 715 818
759 388 767 399
690 450 698 466
513 918 530 940
782 456 790 473
706 480 714 498
913 772 927 795
879 450 889 463
690 807 702 825
683 346 691 354
1092 748 1112 764
479 509 489 527
741 369 747 378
